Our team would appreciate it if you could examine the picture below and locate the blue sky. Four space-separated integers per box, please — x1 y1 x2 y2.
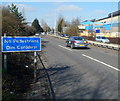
2 2 119 28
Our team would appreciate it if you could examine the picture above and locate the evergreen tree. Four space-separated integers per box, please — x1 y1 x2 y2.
8 3 25 22
57 16 65 33
8 4 25 22
32 18 44 33
8 4 26 35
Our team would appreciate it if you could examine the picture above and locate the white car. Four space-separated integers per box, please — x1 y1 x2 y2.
95 36 110 43
35 33 40 36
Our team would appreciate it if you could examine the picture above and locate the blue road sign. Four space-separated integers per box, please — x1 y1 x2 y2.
96 29 100 33
2 37 41 52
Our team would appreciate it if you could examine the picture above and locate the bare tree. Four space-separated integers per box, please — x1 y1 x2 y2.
71 17 80 26
64 17 80 36
65 26 79 36
41 19 51 32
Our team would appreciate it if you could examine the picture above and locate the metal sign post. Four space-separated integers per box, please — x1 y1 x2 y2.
34 51 37 82
4 33 7 71
1 36 41 80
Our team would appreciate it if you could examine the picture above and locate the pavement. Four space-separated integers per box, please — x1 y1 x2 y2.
41 35 119 99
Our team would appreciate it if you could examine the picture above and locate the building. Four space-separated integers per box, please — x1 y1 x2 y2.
79 10 120 37
95 10 120 37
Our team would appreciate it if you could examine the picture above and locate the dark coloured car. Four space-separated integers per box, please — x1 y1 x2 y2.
60 33 66 37
65 34 70 38
66 36 89 49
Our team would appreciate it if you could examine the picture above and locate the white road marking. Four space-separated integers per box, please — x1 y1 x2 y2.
82 54 120 72
58 45 72 51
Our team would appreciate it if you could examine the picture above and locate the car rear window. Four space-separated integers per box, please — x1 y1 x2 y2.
96 36 100 39
74 37 85 40
101 37 107 39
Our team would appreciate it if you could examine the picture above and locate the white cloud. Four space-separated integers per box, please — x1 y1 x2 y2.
16 4 36 11
44 14 53 17
55 5 82 12
94 10 106 14
52 2 62 5
2 0 117 2
5 3 36 12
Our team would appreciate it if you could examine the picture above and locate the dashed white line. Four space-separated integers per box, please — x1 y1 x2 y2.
58 45 72 51
82 54 120 72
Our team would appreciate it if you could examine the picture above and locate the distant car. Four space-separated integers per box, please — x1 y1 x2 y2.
41 32 45 35
60 33 66 37
95 36 110 43
35 33 40 36
65 34 70 38
66 36 89 49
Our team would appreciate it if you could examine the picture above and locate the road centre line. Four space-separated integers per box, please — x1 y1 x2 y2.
82 54 120 72
58 45 72 51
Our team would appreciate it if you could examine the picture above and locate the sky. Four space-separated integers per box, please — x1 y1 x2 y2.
2 2 119 28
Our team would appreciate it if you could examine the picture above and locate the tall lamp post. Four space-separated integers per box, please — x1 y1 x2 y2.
110 1 114 38
54 11 57 36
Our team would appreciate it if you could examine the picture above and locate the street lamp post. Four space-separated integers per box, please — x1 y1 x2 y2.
54 11 57 36
110 1 114 38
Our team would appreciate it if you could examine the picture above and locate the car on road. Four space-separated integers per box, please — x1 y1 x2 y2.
95 36 110 43
60 34 70 38
66 36 89 49
60 33 66 37
65 34 70 38
35 33 40 36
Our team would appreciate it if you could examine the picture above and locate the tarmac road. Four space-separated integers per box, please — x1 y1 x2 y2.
41 35 119 99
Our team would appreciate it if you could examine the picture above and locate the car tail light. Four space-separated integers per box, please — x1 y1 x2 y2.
84 41 88 43
74 41 77 43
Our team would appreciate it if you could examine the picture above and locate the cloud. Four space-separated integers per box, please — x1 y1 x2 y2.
52 2 62 5
94 10 105 14
5 3 36 12
44 14 53 17
1 0 114 2
55 5 82 12
16 4 36 11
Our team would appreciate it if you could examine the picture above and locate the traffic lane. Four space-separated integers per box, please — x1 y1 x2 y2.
44 35 118 73
46 35 118 54
42 36 118 99
45 35 118 70
73 48 118 71
42 43 118 99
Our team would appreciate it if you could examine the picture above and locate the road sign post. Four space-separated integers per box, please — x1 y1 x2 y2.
2 36 41 80
2 37 41 52
3 33 7 71
34 51 37 82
